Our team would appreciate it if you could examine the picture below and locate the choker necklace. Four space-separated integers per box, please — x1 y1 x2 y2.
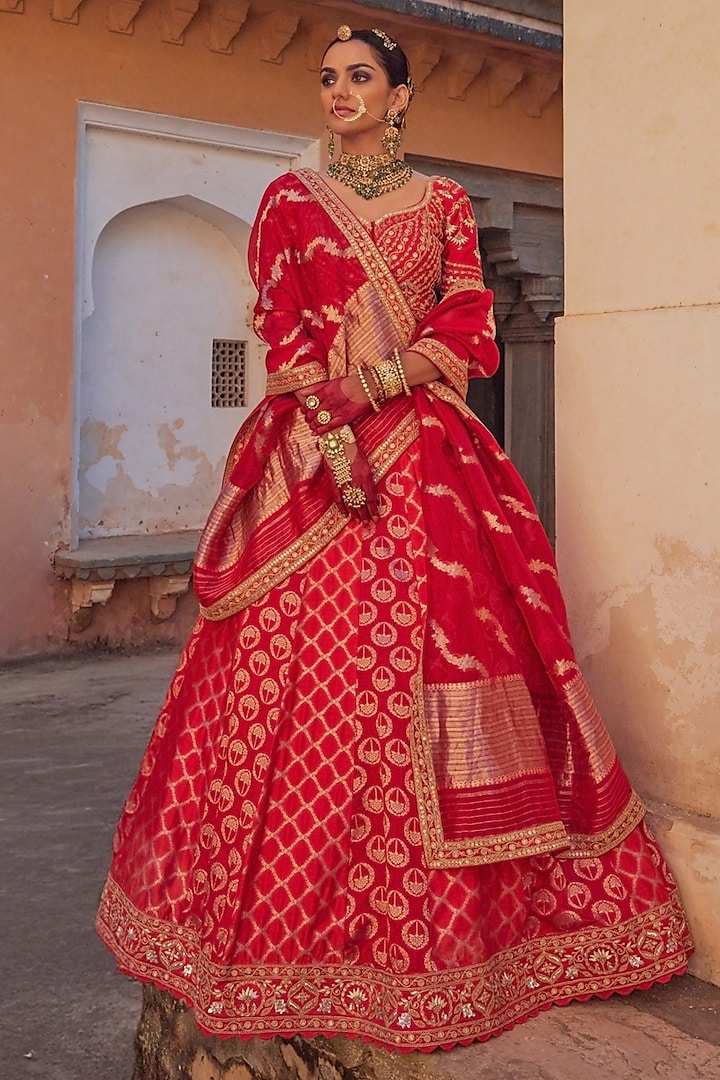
327 152 412 200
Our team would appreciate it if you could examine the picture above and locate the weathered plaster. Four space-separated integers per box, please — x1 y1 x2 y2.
560 0 720 984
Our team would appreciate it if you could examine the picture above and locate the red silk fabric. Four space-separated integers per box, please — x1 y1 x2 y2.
97 172 692 1050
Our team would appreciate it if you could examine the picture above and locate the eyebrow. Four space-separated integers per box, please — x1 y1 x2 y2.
320 62 377 74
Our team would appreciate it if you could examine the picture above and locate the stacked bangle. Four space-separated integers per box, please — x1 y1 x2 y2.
393 348 411 396
357 365 381 412
357 349 411 412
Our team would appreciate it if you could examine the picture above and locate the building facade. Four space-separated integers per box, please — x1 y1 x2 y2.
0 0 562 652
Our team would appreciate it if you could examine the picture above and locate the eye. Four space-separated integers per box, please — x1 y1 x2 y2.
320 73 336 87
352 71 370 83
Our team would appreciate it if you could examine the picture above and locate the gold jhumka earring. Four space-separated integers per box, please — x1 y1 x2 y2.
327 127 336 159
381 108 401 158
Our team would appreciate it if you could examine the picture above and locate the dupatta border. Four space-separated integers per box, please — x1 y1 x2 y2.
410 669 647 868
266 361 327 396
199 410 420 621
199 505 346 621
295 169 417 344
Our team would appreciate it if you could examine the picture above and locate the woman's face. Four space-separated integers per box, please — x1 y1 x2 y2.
320 40 402 134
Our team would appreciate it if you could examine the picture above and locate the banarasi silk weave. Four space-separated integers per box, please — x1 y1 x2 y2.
97 172 692 1051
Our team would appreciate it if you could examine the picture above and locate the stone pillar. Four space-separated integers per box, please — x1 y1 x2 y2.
558 0 720 985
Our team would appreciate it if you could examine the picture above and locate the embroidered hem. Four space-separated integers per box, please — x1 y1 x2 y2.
97 878 691 1052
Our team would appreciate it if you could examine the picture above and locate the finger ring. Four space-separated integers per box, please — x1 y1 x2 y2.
317 410 332 425
306 395 321 410
342 485 367 508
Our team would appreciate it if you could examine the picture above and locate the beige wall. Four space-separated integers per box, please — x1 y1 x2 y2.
0 0 561 656
558 0 720 983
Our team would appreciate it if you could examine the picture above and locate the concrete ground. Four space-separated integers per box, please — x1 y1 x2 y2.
0 649 718 1080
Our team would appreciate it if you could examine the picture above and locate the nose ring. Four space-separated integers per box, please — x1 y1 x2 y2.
332 94 367 122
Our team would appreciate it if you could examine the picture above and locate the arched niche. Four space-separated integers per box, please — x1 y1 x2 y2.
78 197 259 539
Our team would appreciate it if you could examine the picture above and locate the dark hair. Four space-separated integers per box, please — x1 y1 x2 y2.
322 28 412 93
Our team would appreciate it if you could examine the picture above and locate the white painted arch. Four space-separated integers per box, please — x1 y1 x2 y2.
72 103 320 544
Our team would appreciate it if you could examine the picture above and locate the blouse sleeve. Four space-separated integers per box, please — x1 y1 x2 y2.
409 183 499 398
249 181 328 396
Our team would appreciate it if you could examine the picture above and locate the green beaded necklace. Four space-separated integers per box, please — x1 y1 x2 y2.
327 152 412 200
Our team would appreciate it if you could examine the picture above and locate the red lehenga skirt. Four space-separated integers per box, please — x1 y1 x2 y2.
97 396 692 1052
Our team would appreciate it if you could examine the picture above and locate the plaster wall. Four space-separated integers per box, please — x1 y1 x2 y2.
558 0 720 983
0 0 561 655
80 201 252 538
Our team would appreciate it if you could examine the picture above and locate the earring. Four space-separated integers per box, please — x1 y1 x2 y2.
381 109 401 158
327 127 336 159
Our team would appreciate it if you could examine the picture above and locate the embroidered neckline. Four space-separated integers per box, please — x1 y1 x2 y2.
316 172 437 228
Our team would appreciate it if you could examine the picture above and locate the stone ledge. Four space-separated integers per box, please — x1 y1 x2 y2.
53 531 201 631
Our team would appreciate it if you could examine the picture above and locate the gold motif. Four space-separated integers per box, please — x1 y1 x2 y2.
337 24 351 40
98 876 691 1047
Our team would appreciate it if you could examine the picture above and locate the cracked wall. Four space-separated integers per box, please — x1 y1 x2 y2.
558 0 720 984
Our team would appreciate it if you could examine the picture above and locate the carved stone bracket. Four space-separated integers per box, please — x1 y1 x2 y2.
259 9 299 64
107 0 145 34
0 0 24 13
485 59 525 108
161 0 200 45
407 41 442 91
51 0 85 24
522 274 564 320
54 531 199 633
305 20 337 71
148 574 192 620
208 0 249 54
68 579 116 634
447 52 485 101
518 66 562 117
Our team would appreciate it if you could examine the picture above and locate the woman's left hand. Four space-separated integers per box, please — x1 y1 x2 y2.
299 376 371 434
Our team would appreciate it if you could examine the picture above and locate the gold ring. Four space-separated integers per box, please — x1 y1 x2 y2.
342 485 367 508
317 410 332 425
305 394 321 410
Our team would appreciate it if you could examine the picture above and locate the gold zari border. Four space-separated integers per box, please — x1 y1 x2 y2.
409 674 570 867
266 361 326 396
200 411 420 621
411 340 468 399
199 505 346 621
97 877 691 1050
409 673 646 868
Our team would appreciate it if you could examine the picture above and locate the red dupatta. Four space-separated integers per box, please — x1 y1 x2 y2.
193 170 497 618
193 170 643 868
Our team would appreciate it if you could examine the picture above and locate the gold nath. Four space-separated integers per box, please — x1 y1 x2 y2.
327 152 412 200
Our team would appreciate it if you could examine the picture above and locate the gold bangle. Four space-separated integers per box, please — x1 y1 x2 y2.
372 357 403 401
393 348 411 396
357 365 381 412
367 365 385 403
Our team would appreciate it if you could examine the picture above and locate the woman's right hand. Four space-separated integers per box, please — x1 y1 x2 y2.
300 376 373 433
323 441 380 524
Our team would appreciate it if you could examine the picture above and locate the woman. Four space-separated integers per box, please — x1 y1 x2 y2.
97 26 692 1052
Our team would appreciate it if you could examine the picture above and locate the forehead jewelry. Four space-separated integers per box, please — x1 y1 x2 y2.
337 24 352 41
372 28 397 50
